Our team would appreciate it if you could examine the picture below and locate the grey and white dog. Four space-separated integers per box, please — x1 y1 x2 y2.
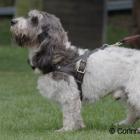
11 10 140 132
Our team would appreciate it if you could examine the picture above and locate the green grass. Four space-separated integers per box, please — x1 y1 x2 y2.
0 19 11 46
0 18 140 140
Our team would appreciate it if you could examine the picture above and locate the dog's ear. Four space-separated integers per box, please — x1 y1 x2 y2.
33 39 54 73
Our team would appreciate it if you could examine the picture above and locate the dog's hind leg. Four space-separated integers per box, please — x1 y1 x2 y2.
115 66 140 127
115 106 139 126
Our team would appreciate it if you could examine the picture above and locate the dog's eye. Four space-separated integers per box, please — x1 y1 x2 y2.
31 16 38 26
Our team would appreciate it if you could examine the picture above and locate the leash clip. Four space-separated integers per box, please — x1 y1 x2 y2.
113 42 123 46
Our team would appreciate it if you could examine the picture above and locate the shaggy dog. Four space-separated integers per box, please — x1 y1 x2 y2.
10 10 140 132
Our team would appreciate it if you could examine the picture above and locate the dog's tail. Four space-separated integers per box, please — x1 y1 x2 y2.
121 35 140 49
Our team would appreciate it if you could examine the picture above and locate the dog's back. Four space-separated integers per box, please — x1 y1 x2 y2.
82 46 140 102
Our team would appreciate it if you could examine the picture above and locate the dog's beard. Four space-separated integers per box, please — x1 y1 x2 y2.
13 34 31 47
11 26 32 47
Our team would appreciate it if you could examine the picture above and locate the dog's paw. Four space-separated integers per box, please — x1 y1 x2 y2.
80 123 86 129
55 127 67 132
114 122 119 126
136 128 140 134
55 127 75 132
55 124 85 132
114 120 129 126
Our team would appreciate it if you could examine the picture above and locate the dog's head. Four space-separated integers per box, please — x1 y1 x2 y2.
10 10 68 47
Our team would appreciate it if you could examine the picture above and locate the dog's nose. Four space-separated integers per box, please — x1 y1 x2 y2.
11 19 17 26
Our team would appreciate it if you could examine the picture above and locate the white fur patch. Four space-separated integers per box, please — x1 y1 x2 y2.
34 68 42 74
28 47 40 66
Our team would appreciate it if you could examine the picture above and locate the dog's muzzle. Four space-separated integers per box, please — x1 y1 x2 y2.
11 19 18 26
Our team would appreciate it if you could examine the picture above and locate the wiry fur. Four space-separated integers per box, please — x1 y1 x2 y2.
11 10 140 131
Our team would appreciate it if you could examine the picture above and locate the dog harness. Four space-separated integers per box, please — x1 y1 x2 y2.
53 44 108 100
29 44 108 101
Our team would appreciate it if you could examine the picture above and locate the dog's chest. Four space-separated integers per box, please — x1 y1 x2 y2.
28 47 39 65
28 47 43 74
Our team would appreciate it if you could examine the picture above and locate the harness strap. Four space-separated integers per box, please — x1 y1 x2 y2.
76 59 87 100
75 44 108 100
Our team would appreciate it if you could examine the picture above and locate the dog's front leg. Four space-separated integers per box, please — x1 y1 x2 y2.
38 73 85 132
57 97 85 132
63 98 85 131
57 100 85 132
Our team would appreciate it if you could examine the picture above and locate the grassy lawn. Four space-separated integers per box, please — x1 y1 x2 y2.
0 18 140 140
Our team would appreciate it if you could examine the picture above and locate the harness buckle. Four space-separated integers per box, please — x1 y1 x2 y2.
76 59 86 74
